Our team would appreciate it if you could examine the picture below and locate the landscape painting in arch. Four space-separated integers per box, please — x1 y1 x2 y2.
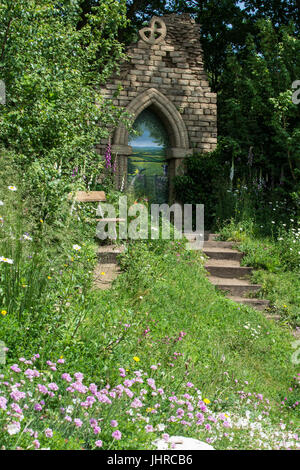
128 109 169 204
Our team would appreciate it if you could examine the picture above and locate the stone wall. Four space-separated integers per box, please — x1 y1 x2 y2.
97 13 217 198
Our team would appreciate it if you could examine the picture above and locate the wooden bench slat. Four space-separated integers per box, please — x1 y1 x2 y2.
68 191 106 202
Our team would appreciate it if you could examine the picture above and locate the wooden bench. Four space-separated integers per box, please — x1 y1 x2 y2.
68 191 106 203
69 191 125 224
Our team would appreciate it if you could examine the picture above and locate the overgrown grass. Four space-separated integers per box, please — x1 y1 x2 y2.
0 172 299 449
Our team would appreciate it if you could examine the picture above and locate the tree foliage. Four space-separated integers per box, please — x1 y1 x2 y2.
0 0 127 216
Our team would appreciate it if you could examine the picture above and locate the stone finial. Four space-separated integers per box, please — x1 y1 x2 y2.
139 17 167 45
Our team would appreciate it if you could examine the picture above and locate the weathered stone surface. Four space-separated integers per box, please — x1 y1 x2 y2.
98 14 218 195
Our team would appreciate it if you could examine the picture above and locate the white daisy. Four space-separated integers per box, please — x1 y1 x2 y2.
0 257 14 264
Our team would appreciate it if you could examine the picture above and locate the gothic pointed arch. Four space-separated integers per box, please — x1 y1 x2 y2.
113 88 191 157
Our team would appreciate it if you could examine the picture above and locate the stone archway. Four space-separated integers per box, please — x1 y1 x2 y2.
97 14 218 202
113 88 190 151
112 88 192 200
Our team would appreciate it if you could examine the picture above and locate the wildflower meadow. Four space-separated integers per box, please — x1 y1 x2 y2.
0 0 300 455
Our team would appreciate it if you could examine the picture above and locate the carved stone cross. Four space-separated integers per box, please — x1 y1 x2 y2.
139 17 167 45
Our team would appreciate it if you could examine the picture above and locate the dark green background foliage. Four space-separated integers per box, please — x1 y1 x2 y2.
174 150 227 229
1 0 299 226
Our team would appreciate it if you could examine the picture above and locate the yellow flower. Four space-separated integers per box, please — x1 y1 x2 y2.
133 356 140 362
101 272 105 276
40 219 44 224
60 355 63 359
146 407 154 413
47 276 52 280
203 398 210 404
283 305 287 308
224 413 229 418
1 310 7 316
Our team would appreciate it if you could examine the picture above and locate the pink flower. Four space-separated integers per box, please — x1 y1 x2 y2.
89 384 98 394
131 398 143 408
0 397 7 410
186 382 194 388
33 439 40 449
69 382 88 394
162 433 169 442
37 384 48 395
110 420 118 428
11 403 23 414
61 373 72 383
74 419 83 427
95 440 103 448
11 364 21 373
119 368 126 378
74 372 84 382
145 425 154 433
147 378 156 390
48 383 59 391
125 388 134 398
112 430 122 440
24 369 40 379
10 390 26 402
44 428 53 438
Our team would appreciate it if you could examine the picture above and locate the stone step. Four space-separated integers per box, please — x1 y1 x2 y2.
203 240 237 249
94 263 121 290
184 232 218 242
205 259 252 279
184 232 205 242
97 245 124 264
265 314 281 321
228 297 270 311
203 247 243 262
209 276 261 297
